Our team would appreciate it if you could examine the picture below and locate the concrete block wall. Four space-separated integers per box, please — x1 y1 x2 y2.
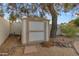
0 19 10 46
10 22 22 35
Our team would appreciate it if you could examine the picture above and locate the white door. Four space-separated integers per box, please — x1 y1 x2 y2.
28 21 46 42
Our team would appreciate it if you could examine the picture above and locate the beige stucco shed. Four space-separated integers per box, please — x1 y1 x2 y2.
21 16 49 45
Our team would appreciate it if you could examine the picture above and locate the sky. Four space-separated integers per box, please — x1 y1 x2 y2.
57 12 77 24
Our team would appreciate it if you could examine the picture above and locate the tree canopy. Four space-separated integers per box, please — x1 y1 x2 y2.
0 3 79 21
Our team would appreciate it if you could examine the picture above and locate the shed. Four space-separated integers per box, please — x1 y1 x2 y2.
21 16 49 45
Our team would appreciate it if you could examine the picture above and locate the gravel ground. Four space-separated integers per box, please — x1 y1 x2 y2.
24 45 78 56
0 35 78 56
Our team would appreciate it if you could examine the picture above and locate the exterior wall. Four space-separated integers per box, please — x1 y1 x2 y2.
21 19 27 45
10 22 22 35
46 21 49 41
0 19 10 46
56 25 62 35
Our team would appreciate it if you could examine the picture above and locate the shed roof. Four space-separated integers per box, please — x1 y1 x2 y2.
26 16 49 21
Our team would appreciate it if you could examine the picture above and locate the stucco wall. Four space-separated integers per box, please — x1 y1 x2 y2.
10 22 22 35
0 19 10 46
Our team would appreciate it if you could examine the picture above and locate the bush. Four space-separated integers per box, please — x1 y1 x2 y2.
74 17 79 26
60 23 77 37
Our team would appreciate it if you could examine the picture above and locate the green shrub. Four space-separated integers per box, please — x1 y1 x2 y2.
74 17 79 26
60 23 77 37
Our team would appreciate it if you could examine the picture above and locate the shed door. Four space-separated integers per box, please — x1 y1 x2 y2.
28 21 46 43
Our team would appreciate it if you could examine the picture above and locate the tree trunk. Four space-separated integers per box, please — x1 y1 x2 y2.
49 4 57 38
50 15 57 38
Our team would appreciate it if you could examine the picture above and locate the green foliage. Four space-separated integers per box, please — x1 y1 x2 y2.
60 23 77 37
74 17 79 26
0 8 4 16
9 12 16 22
64 3 74 12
